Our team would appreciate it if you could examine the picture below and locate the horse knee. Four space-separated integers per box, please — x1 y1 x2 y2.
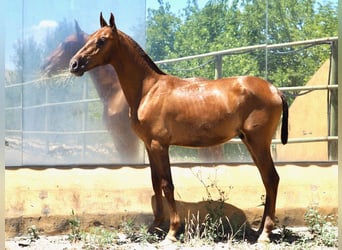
161 179 174 196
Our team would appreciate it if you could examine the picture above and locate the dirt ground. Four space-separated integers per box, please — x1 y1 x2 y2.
4 235 245 250
5 227 338 250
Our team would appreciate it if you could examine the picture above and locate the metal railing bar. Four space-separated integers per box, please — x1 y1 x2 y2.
228 136 338 144
22 98 100 110
156 37 338 64
279 85 338 91
6 129 338 144
5 129 108 135
5 84 338 112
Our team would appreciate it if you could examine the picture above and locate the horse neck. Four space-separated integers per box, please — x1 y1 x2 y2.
109 31 165 112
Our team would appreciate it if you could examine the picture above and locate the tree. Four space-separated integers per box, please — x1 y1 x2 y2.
12 36 42 82
146 0 337 87
146 0 181 61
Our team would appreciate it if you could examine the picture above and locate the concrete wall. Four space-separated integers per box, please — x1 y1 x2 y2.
276 60 330 161
5 163 337 238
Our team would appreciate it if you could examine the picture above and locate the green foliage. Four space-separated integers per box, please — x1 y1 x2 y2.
82 227 117 248
146 0 182 61
118 219 161 243
12 37 42 82
68 209 82 242
183 211 231 244
146 0 337 89
63 206 337 248
27 225 40 241
304 206 338 247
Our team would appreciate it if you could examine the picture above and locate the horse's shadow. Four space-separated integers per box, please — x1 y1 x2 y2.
151 196 259 242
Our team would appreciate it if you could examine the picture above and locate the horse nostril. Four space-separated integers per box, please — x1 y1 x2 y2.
70 60 79 71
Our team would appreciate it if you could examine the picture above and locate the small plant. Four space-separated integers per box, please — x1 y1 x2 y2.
82 227 117 248
118 218 161 243
68 209 82 242
119 218 136 240
304 206 337 247
183 210 202 243
202 214 227 242
182 169 246 244
27 225 40 241
183 210 246 246
278 225 296 243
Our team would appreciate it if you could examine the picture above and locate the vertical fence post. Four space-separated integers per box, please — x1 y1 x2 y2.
0 7 5 245
44 84 49 155
214 55 222 80
82 80 88 160
328 41 338 160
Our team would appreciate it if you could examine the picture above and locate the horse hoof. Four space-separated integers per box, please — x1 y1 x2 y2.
257 232 271 243
159 236 177 250
160 235 177 246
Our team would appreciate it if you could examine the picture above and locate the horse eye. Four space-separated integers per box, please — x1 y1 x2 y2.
96 38 106 47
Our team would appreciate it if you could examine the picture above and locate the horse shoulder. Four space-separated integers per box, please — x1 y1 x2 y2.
137 80 168 122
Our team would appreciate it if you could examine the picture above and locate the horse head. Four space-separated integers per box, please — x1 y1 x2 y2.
41 20 88 76
69 13 119 76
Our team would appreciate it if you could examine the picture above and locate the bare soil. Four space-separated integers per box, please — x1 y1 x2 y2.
5 227 338 250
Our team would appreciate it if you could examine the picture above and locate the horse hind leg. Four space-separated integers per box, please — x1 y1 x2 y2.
242 134 279 242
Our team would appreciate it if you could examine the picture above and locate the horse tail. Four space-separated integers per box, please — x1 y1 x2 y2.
280 93 289 145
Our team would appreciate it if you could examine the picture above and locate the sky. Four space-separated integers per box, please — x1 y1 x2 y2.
3 0 336 70
4 0 144 70
3 0 208 70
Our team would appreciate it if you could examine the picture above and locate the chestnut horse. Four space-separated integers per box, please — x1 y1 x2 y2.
42 21 224 163
41 21 142 163
70 13 288 242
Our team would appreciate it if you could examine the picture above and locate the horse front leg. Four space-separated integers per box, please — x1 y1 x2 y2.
160 162 180 241
146 147 165 233
146 141 180 242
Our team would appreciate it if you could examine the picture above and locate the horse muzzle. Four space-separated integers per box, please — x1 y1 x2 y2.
69 58 85 76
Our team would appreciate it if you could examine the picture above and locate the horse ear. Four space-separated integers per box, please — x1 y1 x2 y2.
100 12 108 27
109 13 117 32
74 20 83 36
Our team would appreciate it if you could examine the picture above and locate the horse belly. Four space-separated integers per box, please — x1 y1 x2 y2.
170 119 239 147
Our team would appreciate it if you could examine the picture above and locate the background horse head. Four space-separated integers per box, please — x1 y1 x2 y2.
42 21 88 76
70 13 288 243
41 20 142 163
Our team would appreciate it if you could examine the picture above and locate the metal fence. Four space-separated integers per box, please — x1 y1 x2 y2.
155 36 338 160
5 37 338 165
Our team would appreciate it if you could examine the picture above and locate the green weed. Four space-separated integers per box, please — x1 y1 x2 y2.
304 206 338 247
68 209 81 242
